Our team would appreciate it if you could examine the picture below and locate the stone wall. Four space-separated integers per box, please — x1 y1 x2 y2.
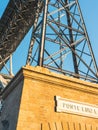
17 66 98 129
0 65 98 130
0 71 24 130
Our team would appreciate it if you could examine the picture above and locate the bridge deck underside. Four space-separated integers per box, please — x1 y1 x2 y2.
0 0 40 70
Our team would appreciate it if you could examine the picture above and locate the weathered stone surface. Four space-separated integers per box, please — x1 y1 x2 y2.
0 65 98 130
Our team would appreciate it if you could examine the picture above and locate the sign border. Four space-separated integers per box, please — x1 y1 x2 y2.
55 96 98 119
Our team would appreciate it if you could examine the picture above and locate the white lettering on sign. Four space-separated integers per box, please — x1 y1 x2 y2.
55 96 98 118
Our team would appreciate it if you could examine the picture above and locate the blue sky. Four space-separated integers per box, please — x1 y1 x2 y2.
0 0 98 75
80 0 98 62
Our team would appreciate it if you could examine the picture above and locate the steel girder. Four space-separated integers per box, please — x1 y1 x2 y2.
0 0 42 70
0 0 98 83
26 0 98 82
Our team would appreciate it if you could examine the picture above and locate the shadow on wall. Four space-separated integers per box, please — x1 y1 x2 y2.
0 76 24 130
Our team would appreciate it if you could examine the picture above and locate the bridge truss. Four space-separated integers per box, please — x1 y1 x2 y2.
0 0 98 83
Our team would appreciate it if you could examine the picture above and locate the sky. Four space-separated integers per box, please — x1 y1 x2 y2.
0 0 98 75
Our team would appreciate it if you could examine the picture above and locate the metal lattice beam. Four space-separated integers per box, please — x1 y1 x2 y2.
0 0 98 83
0 0 42 70
26 0 98 82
